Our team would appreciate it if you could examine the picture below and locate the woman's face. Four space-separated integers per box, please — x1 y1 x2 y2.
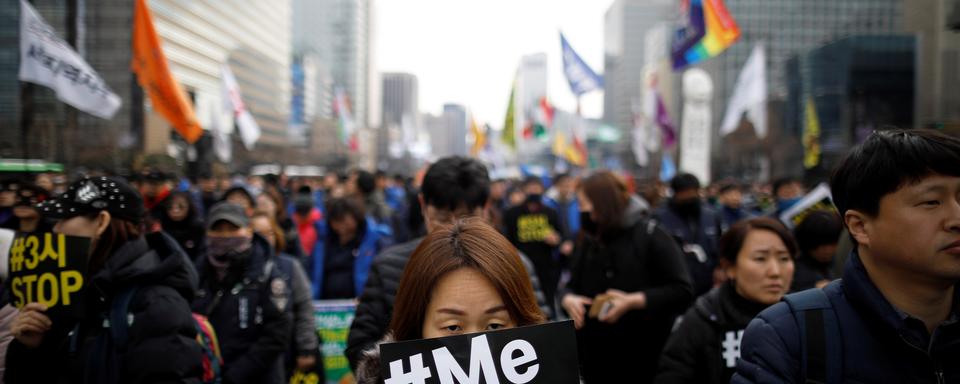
726 229 795 305
250 216 276 249
256 195 277 218
166 196 190 222
422 267 516 339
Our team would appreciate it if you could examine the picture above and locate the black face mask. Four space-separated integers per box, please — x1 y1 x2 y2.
580 211 598 235
525 194 542 205
671 198 702 218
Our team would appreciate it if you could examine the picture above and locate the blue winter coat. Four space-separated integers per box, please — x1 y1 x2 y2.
732 251 960 383
310 217 390 299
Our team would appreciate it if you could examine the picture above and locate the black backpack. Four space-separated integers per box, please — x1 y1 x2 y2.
782 282 843 384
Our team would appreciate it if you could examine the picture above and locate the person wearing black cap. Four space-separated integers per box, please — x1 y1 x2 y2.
0 184 53 235
192 202 292 384
5 176 203 383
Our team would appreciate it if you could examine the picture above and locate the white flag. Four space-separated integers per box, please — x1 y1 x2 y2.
720 44 767 138
18 0 120 119
221 64 260 150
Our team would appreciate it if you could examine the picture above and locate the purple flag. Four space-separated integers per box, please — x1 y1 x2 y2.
656 92 677 148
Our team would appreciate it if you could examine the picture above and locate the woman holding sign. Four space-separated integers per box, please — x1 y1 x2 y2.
355 217 545 382
654 217 796 384
559 171 695 384
6 176 203 383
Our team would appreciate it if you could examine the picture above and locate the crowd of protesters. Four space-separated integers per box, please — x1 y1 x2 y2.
0 128 957 383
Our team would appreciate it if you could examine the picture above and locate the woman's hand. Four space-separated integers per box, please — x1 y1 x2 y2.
561 294 592 330
10 303 51 349
598 289 646 324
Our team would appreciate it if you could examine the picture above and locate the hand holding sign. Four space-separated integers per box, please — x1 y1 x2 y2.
10 302 51 348
7 233 90 322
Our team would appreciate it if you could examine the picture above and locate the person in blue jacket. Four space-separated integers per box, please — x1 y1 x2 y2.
310 197 390 300
733 129 960 383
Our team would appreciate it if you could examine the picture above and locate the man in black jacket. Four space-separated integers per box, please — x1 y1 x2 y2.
503 176 563 315
345 156 552 372
733 129 960 383
656 173 723 296
192 202 292 384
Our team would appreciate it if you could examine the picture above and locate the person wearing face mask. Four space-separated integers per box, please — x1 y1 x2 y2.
655 217 796 384
502 176 563 314
770 177 805 219
560 171 694 384
656 173 724 296
0 183 53 235
6 176 203 383
191 202 292 384
716 183 753 230
354 218 546 383
159 191 207 262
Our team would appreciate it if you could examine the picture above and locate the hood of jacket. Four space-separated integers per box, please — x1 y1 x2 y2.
92 232 199 301
620 195 651 229
356 333 396 384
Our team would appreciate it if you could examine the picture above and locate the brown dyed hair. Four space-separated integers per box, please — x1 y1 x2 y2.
389 217 545 341
251 210 287 254
87 213 142 276
578 170 630 234
719 217 799 264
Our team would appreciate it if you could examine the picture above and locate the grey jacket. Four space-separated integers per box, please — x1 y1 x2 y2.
286 256 319 355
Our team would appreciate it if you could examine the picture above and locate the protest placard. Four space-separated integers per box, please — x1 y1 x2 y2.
6 233 90 320
379 321 579 384
298 299 357 384
778 183 836 228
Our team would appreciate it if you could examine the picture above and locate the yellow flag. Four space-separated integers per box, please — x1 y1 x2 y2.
803 96 821 169
501 80 516 150
132 0 202 144
470 116 485 156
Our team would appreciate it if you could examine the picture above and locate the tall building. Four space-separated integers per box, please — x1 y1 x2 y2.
293 0 375 130
423 103 467 159
903 0 960 129
701 0 904 180
603 0 677 135
379 72 418 169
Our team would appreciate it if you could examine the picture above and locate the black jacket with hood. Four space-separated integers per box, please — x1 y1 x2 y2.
5 232 204 384
654 281 769 384
562 196 694 384
192 235 292 384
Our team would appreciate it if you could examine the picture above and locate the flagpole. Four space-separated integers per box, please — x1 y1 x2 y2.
64 0 79 168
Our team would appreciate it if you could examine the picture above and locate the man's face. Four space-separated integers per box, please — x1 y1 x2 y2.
719 189 743 208
556 178 576 200
776 182 804 201
207 221 252 239
0 190 15 208
522 183 544 197
329 215 358 240
854 174 960 283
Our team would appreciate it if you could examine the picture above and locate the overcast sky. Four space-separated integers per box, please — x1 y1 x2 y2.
376 0 614 128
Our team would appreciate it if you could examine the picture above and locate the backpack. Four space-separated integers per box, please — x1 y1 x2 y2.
107 286 224 384
782 284 843 384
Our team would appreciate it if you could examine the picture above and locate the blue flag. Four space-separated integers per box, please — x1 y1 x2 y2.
560 32 603 96
660 154 677 182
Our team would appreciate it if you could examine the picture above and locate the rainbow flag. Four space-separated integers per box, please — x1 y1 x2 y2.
672 0 740 70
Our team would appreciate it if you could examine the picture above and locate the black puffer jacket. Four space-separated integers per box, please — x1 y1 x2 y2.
654 282 769 384
562 196 694 384
345 237 553 372
192 236 292 384
5 232 204 384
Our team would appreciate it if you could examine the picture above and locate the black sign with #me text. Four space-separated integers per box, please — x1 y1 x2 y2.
380 320 579 384
7 233 90 320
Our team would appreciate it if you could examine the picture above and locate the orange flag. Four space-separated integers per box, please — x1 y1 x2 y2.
132 0 202 143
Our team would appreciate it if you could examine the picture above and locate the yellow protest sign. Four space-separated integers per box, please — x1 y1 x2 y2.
7 233 90 319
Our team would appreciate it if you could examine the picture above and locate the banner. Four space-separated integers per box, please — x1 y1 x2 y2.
379 321 579 384
222 64 261 150
314 300 356 384
560 33 603 96
803 96 822 169
778 183 835 228
679 68 714 184
672 0 741 69
333 88 357 151
720 44 767 138
132 0 203 144
6 233 90 320
18 0 121 119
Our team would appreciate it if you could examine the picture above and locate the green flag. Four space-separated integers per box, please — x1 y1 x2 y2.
502 80 517 150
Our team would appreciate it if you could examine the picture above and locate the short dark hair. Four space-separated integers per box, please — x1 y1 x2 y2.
325 197 366 225
354 170 376 196
222 186 256 208
719 217 798 264
670 173 700 193
793 210 843 255
521 176 543 189
718 183 740 195
420 156 490 213
552 173 572 185
830 129 960 218
772 177 801 197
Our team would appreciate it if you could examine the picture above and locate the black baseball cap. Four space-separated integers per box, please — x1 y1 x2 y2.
38 176 145 224
206 202 250 229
